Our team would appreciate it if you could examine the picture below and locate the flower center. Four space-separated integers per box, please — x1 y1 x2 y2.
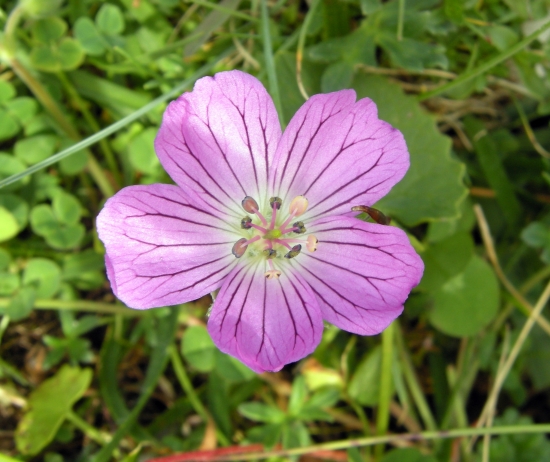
231 195 318 279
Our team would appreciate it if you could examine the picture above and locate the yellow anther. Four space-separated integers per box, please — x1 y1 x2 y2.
289 195 308 217
306 235 318 252
264 270 282 279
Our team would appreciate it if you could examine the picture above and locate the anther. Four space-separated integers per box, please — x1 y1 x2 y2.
292 221 306 234
289 195 308 216
242 196 259 214
263 249 277 259
269 197 282 210
232 238 248 258
241 216 252 229
284 244 302 259
306 235 318 252
264 270 282 279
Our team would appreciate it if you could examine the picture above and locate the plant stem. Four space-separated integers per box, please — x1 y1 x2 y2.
296 0 321 100
375 322 395 459
0 297 142 316
66 410 110 445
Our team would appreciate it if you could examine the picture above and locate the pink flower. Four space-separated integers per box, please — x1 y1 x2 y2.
97 70 423 373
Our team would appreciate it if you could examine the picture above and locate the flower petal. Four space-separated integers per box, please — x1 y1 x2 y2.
208 263 324 373
96 184 239 309
270 91 409 221
155 70 281 215
295 216 423 335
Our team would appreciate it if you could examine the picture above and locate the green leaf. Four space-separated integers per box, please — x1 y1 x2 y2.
52 191 82 225
15 366 92 455
443 0 464 24
58 38 85 70
181 326 216 373
74 17 107 55
5 97 39 126
14 134 58 166
96 4 125 36
352 75 467 225
0 194 28 232
0 272 21 297
0 154 29 192
348 345 383 405
487 25 519 52
378 34 448 71
321 61 355 93
127 128 160 174
32 17 67 43
30 204 58 237
429 255 499 337
0 81 16 103
0 207 19 242
418 232 474 292
214 350 257 383
238 402 286 423
0 109 20 141
0 287 36 321
288 376 307 416
23 258 61 299
521 222 550 248
0 248 11 270
44 224 85 250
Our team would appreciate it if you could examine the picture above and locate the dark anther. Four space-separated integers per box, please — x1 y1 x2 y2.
351 205 391 225
284 244 302 259
292 221 306 234
232 238 248 258
241 217 252 229
242 196 259 214
263 249 277 259
269 197 282 210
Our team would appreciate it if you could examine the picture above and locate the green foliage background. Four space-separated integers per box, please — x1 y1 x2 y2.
1 0 550 461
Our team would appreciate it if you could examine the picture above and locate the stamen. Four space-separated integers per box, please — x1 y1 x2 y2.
306 235 318 252
284 244 302 259
264 269 282 279
242 196 259 213
269 197 282 210
232 238 248 258
289 195 308 217
270 199 279 229
292 221 306 234
241 217 252 229
243 235 261 246
250 223 268 233
351 205 391 225
263 249 277 259
274 239 293 250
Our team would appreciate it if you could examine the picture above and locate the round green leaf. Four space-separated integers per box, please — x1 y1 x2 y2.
96 4 125 35
0 207 19 242
5 97 39 126
32 17 67 43
429 255 499 337
0 194 29 231
14 134 58 165
0 287 36 321
0 153 29 192
30 204 58 237
0 272 20 297
0 248 11 270
19 0 63 17
23 258 61 299
52 191 82 225
0 109 20 141
0 80 16 103
58 38 85 70
15 366 92 455
44 223 85 250
74 17 107 56
182 325 216 372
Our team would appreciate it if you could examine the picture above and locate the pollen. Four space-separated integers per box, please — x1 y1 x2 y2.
306 235 318 252
289 195 308 217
